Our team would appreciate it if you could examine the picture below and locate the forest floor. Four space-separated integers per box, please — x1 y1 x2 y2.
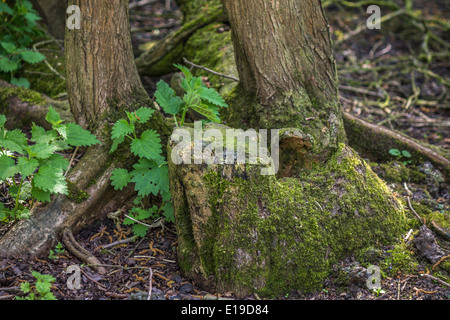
0 0 449 301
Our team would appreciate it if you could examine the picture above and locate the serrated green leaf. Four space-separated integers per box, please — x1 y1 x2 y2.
183 89 201 107
110 168 131 191
0 2 14 15
155 80 184 116
64 123 100 147
30 124 58 145
10 77 30 88
17 157 38 177
134 107 155 124
110 135 124 154
0 57 19 72
39 153 69 171
0 155 18 180
50 139 70 152
174 64 193 82
0 41 16 53
132 224 148 237
130 162 169 197
0 115 6 128
31 185 51 203
26 143 57 159
6 128 27 149
130 129 162 160
162 201 174 222
20 50 45 64
54 124 67 139
198 86 228 107
45 106 63 126
191 103 221 123
20 282 31 294
33 166 67 194
111 119 134 140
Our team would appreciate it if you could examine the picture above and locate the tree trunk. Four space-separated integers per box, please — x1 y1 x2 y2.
168 0 408 297
0 0 170 258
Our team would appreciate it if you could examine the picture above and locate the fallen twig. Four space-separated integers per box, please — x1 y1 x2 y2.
420 273 450 288
147 267 153 300
182 57 239 82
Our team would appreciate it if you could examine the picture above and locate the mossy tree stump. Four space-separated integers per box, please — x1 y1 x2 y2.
166 0 408 297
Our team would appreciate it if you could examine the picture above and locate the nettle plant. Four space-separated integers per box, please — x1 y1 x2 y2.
0 107 99 220
0 0 46 88
109 107 173 237
156 64 228 127
110 64 228 237
16 270 57 300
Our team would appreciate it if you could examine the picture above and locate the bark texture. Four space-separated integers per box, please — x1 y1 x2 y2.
65 0 149 128
221 0 345 163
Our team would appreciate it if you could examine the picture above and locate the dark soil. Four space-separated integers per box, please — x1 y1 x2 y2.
0 0 449 301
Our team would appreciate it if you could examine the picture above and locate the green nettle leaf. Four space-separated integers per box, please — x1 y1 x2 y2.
0 41 16 53
130 161 169 197
198 86 228 108
110 135 124 154
0 58 19 73
31 185 51 203
10 77 30 88
0 2 14 15
45 106 63 126
0 115 6 128
174 63 193 83
19 50 45 64
6 129 28 148
111 119 134 140
64 123 100 147
33 166 67 194
0 155 18 180
161 201 174 222
130 130 162 160
110 168 131 191
132 224 148 238
191 104 221 123
155 80 184 115
26 143 57 159
17 157 38 177
133 107 155 124
39 153 69 171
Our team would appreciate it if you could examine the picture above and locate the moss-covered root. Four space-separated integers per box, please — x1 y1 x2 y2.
169 127 407 298
0 80 73 130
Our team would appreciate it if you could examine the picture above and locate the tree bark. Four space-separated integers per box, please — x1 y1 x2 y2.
221 0 346 163
0 0 170 258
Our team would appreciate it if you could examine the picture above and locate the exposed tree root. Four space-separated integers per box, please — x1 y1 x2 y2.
134 6 224 76
343 111 450 180
0 80 73 130
62 228 106 274
0 143 136 258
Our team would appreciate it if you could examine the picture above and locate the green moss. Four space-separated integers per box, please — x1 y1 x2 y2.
174 143 407 297
66 181 89 203
381 242 418 276
0 86 46 109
